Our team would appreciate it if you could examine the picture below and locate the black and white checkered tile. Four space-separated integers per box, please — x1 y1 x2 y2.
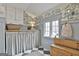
15 48 50 56
23 48 50 56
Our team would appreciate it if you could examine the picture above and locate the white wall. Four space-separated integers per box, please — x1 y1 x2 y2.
0 18 5 53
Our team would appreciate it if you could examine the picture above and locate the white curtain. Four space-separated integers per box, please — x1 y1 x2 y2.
6 30 40 56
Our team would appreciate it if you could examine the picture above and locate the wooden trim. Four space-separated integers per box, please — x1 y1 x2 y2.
6 30 20 32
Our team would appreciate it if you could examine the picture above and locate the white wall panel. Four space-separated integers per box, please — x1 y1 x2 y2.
0 18 5 53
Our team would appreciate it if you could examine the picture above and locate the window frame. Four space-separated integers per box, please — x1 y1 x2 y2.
43 20 59 38
44 22 50 37
51 20 59 38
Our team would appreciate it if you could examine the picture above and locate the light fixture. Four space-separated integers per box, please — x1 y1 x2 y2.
27 17 39 30
28 20 36 27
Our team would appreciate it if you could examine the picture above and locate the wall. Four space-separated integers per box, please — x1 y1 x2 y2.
38 14 79 50
70 22 79 40
38 14 62 50
0 17 5 53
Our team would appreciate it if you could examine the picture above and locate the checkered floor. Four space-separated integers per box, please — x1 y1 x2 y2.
15 48 50 56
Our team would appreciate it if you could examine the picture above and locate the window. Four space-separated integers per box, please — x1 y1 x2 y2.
44 20 59 38
44 22 50 37
51 20 59 38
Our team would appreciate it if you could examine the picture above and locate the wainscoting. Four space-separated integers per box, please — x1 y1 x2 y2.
6 30 40 56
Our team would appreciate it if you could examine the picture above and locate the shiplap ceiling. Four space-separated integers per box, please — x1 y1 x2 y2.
2 3 60 17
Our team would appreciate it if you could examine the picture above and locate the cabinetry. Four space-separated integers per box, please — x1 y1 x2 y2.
0 6 5 17
50 38 79 56
54 38 79 49
50 45 72 56
6 6 23 25
6 7 15 24
15 8 23 24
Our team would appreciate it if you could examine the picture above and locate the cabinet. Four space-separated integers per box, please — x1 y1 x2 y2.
16 8 23 20
0 6 5 17
6 7 15 20
6 7 16 24
50 46 72 56
50 44 79 56
15 8 23 24
6 6 24 25
0 5 24 25
50 38 79 56
54 38 79 49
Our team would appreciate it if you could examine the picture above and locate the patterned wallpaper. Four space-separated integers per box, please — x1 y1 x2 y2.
37 3 79 50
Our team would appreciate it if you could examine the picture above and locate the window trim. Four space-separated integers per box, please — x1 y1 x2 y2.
44 22 50 37
51 20 59 38
43 20 59 38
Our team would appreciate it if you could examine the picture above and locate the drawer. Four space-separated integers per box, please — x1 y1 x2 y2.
50 47 72 56
54 38 79 49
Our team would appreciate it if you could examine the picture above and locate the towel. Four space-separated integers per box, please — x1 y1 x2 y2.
61 22 73 38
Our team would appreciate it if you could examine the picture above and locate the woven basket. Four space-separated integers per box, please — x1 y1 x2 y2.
6 24 21 30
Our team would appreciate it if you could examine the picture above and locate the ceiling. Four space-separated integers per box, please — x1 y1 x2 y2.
2 3 60 17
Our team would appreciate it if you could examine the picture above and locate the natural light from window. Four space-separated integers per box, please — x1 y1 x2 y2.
44 22 50 37
51 20 59 38
44 20 59 38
